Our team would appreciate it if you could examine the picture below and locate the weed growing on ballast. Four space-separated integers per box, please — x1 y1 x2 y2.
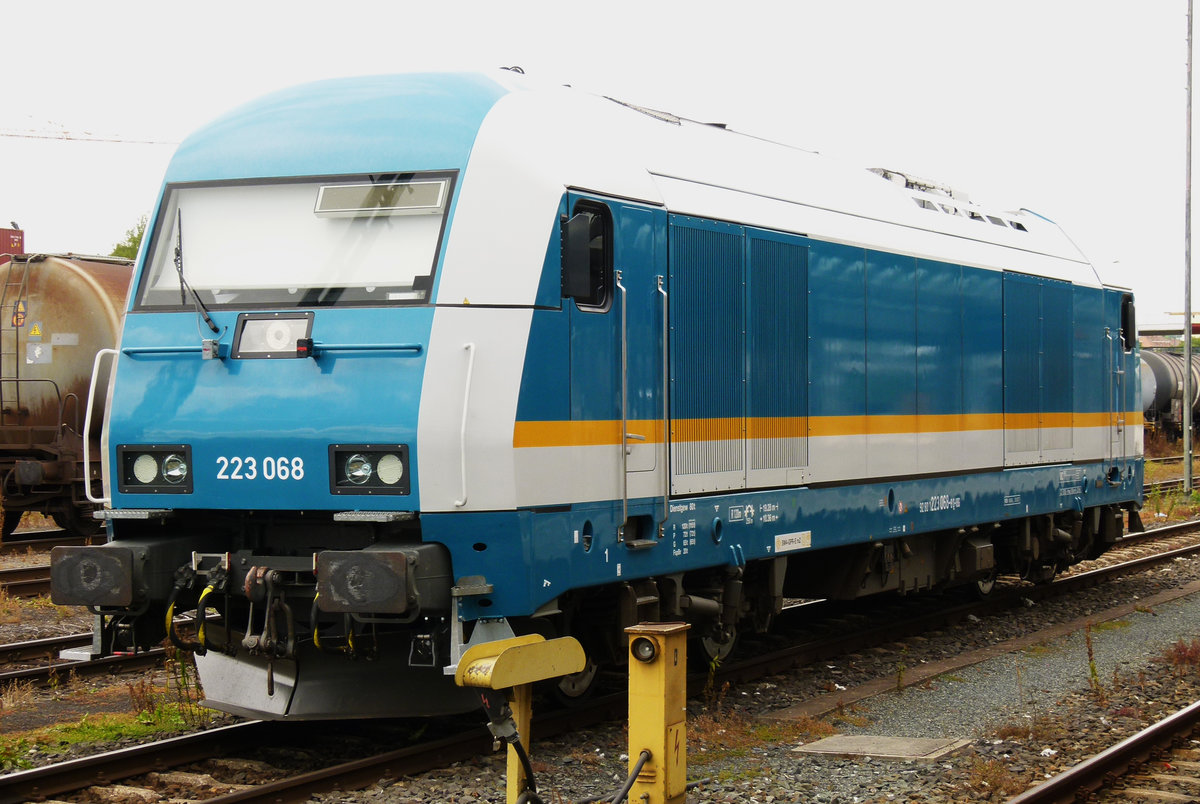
1160 637 1200 674
1085 623 1108 707
965 757 1025 797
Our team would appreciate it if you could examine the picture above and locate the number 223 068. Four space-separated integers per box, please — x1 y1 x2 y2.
215 456 305 481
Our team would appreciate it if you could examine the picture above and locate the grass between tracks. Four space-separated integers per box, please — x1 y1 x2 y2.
683 664 839 781
968 634 1200 799
1142 432 1200 523
0 648 208 771
0 586 77 625
1137 434 1195 523
0 709 194 771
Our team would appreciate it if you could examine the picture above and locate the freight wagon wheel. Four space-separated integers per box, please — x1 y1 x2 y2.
51 506 103 538
0 510 18 540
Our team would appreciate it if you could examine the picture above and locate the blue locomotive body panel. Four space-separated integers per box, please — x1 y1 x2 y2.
110 306 434 511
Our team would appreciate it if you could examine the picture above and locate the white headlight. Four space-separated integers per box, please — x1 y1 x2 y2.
376 454 404 485
133 454 158 484
345 454 372 484
162 454 189 484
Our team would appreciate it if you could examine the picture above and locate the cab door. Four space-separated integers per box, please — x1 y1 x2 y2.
563 193 668 535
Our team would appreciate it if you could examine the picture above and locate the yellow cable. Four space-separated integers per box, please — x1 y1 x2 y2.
312 593 323 650
196 585 215 646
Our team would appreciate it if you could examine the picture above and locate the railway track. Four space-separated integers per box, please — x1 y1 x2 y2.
5 521 1200 803
0 565 50 598
0 632 91 665
0 527 88 557
1144 454 1200 496
1009 699 1200 803
0 718 514 804
0 641 163 685
1145 476 1200 495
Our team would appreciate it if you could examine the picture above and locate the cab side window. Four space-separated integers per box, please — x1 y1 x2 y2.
1120 294 1135 352
561 200 612 311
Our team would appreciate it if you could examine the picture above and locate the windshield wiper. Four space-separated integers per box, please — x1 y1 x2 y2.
173 210 219 334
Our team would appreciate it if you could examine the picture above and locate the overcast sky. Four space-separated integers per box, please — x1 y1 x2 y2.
1 1 1190 325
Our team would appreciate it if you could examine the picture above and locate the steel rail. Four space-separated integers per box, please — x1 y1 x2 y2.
0 633 91 664
5 522 1200 802
201 690 631 803
0 647 164 685
1 535 88 556
1007 699 1200 804
203 727 496 803
0 565 50 598
1145 476 1200 495
0 721 283 804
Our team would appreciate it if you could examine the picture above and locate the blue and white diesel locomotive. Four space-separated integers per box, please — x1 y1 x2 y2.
51 70 1143 719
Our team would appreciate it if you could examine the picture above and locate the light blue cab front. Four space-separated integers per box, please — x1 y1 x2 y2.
108 73 510 512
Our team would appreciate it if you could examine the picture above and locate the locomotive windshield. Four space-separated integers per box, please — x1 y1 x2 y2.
135 171 455 309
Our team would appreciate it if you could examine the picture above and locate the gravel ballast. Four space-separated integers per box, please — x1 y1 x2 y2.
318 556 1200 804
6 541 1200 802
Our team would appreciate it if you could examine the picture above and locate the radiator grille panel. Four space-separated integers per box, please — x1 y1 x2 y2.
749 236 808 470
670 220 744 476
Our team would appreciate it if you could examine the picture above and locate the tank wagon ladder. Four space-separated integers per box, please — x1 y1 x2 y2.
0 258 30 426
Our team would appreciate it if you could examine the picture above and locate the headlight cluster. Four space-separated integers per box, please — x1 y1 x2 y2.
330 444 409 494
117 445 192 493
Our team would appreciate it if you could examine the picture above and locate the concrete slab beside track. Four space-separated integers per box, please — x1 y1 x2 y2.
792 734 970 761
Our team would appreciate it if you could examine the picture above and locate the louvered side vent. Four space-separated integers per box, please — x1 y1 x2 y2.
1041 279 1074 451
669 219 745 477
749 237 808 470
1003 272 1041 457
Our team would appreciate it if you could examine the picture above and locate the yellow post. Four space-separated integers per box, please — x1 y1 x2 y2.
626 622 690 804
506 682 532 795
455 633 586 804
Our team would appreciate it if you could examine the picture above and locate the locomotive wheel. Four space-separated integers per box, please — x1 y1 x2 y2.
973 570 998 598
1029 564 1057 584
695 625 739 670
1020 560 1056 585
551 655 601 705
527 617 602 705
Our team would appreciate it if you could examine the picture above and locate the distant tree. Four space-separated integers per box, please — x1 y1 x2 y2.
111 215 147 259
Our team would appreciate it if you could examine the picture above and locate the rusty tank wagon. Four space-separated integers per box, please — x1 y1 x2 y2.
0 254 131 537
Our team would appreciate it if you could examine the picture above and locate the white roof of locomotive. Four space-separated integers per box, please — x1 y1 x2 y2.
440 70 1110 307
